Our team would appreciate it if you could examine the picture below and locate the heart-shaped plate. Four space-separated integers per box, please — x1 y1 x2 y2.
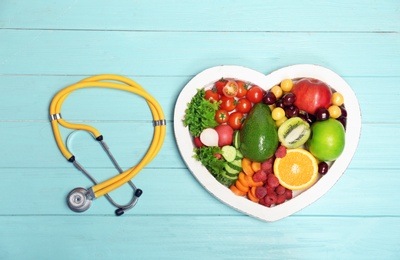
173 64 361 222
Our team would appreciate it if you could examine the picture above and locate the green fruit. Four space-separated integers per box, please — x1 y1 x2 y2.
278 117 311 148
239 103 278 162
307 119 345 161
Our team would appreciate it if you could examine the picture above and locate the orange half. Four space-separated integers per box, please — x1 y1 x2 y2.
273 148 318 190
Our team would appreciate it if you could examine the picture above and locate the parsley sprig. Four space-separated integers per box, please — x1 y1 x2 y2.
183 88 219 137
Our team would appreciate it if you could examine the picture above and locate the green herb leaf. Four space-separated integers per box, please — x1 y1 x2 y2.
194 146 236 187
183 88 219 137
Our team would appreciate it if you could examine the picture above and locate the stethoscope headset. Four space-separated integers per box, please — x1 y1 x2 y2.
49 74 166 216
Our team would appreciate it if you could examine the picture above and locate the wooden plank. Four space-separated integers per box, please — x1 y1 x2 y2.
1 0 398 32
0 167 398 217
0 30 399 77
0 215 399 259
0 75 395 123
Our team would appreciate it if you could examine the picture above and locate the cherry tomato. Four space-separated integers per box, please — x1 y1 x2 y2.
236 98 252 113
204 89 219 102
235 80 248 98
247 85 264 103
220 96 236 112
215 109 229 124
215 78 227 95
228 112 244 130
222 80 238 98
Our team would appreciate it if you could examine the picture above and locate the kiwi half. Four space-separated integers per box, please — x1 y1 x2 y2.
278 117 311 149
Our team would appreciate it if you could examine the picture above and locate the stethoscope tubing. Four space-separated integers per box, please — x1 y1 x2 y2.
50 74 166 201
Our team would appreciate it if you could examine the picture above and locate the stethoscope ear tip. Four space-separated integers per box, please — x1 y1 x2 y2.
115 208 124 216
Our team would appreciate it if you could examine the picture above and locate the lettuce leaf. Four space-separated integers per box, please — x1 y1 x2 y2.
183 88 219 137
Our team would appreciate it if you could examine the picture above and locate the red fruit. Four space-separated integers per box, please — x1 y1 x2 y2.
276 194 286 205
259 197 272 208
261 157 274 172
265 186 276 196
275 185 286 195
252 170 267 182
267 174 280 188
264 193 277 205
193 136 204 148
214 124 233 147
291 78 332 115
275 145 287 158
255 186 267 199
285 189 293 200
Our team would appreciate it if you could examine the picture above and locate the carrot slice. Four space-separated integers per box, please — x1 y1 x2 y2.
242 158 254 176
238 172 249 187
251 161 261 172
247 190 259 203
250 186 257 198
230 185 246 196
235 180 249 193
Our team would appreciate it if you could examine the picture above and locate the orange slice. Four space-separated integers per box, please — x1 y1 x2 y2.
273 148 318 190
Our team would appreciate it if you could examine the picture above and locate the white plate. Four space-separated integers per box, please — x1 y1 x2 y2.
173 64 362 222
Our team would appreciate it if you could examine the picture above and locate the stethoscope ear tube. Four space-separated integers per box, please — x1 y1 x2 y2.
50 74 166 215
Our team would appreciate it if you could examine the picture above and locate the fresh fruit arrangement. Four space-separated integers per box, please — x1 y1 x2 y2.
183 77 347 208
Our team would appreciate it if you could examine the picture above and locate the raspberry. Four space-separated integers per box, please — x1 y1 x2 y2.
265 193 277 205
275 145 287 158
265 186 275 196
285 189 293 200
255 186 267 199
267 174 280 188
261 157 274 172
275 185 286 195
259 197 272 208
252 170 267 182
276 194 286 205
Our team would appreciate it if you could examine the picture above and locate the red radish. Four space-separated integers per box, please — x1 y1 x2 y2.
200 128 219 147
214 124 233 147
193 136 204 148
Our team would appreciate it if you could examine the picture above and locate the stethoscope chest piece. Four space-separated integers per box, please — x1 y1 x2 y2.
67 187 92 213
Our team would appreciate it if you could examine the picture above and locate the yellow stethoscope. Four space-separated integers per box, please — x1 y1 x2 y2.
49 74 166 216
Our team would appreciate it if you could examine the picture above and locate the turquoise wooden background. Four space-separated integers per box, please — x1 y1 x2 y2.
1 1 399 259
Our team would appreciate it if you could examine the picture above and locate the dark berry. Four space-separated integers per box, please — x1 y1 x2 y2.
263 91 277 105
282 93 296 106
318 162 329 175
315 107 330 121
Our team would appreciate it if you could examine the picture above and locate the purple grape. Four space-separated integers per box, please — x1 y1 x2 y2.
306 113 316 125
337 116 347 129
315 107 330 121
285 105 299 118
263 91 276 105
275 99 285 108
340 106 347 118
282 93 296 106
318 162 329 175
298 113 308 122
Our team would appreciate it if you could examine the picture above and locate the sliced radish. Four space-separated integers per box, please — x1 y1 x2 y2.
200 128 219 147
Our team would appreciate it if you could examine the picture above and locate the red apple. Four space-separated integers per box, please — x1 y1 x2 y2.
291 78 332 115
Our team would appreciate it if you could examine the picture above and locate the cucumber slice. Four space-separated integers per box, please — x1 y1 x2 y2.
225 164 240 176
221 170 239 180
235 149 243 159
233 130 241 149
225 159 242 176
221 145 237 162
228 159 242 172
